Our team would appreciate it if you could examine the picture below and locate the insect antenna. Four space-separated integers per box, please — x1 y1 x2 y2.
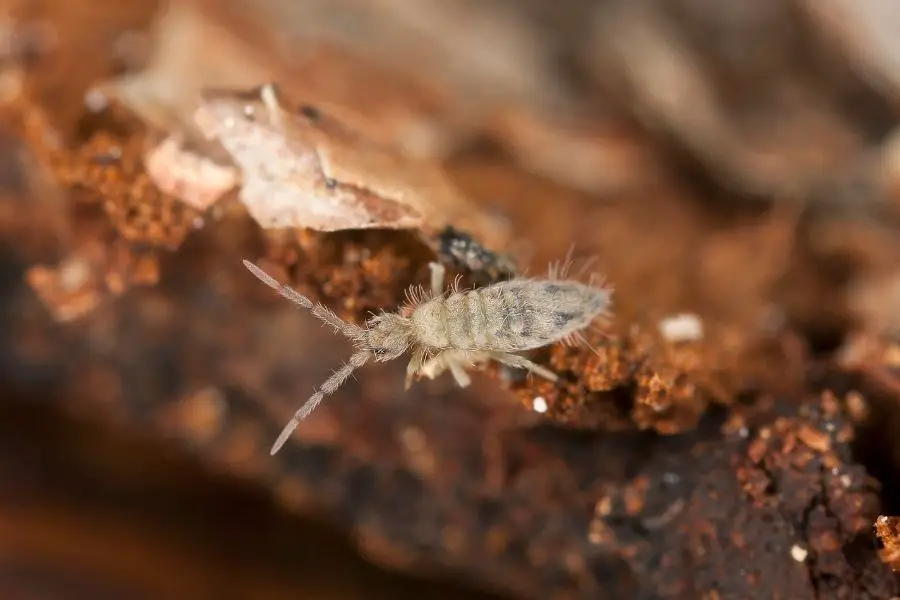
270 349 371 455
244 259 313 308
243 259 364 340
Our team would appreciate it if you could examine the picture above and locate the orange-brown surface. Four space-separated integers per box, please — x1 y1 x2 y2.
4 0 900 598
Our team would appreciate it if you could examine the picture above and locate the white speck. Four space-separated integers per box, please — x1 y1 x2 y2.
791 544 808 562
83 87 109 112
532 396 548 413
59 256 91 291
243 104 255 117
738 427 749 439
840 474 852 488
658 313 703 342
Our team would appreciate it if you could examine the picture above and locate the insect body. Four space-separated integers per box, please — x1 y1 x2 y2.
243 258 612 455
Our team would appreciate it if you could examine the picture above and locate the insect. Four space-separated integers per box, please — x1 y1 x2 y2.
243 257 612 455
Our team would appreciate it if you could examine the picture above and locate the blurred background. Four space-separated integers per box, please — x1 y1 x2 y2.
4 0 900 598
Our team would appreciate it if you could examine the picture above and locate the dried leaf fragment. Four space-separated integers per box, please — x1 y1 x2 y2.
144 133 238 212
193 84 509 245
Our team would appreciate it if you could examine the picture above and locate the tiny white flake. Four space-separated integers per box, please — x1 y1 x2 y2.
658 313 704 342
791 544 808 562
532 396 548 413
83 88 109 112
662 472 681 485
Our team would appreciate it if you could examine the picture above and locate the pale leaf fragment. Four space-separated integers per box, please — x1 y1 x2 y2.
193 84 509 245
144 134 239 212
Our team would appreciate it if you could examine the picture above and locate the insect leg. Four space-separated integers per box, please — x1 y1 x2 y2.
447 358 473 388
420 349 486 378
428 261 446 297
416 349 473 388
488 352 559 382
270 350 370 455
418 350 452 381
404 347 427 390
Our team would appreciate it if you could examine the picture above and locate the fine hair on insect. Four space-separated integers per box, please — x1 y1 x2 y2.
243 252 612 455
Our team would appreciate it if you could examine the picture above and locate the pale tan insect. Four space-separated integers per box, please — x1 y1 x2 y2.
243 257 612 455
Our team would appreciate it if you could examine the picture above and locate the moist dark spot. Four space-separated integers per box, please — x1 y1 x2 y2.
300 104 322 122
545 284 561 294
553 311 578 328
436 225 516 280
325 177 337 189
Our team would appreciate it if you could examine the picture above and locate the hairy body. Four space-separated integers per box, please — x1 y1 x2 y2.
242 258 612 455
412 280 609 353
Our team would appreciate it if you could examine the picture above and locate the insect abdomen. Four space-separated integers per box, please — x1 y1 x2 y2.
411 279 610 353
482 280 608 351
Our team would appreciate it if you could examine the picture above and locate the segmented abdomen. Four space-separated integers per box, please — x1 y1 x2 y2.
414 279 610 353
